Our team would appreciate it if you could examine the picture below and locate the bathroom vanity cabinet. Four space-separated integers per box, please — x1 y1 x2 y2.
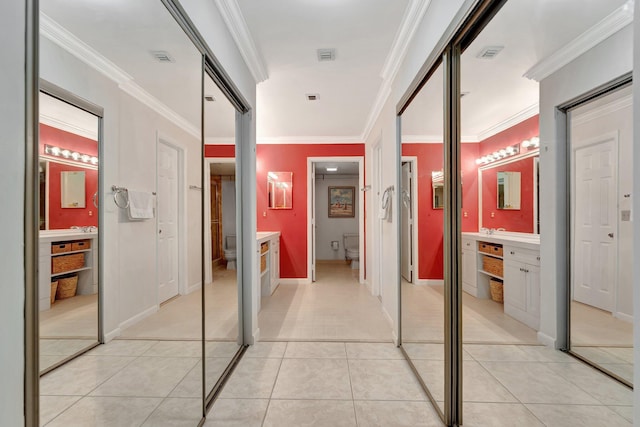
462 232 540 330
39 230 98 311
257 232 281 298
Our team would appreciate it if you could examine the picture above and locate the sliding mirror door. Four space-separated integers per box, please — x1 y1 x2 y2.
39 0 205 425
399 63 447 418
38 90 101 374
569 83 634 386
203 72 244 402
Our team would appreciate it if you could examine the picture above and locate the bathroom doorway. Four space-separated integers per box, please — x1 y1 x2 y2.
308 157 365 285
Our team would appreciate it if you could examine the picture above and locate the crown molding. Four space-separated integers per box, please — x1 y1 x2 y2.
401 135 480 143
40 13 132 85
214 0 268 83
361 0 431 142
571 93 632 126
257 136 364 145
205 137 236 145
476 104 539 142
40 13 199 139
524 1 634 82
39 114 98 141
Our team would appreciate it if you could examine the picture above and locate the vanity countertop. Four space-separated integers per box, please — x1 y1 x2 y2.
39 230 98 243
257 231 280 243
462 231 540 250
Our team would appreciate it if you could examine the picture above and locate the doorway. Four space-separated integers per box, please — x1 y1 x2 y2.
401 158 417 284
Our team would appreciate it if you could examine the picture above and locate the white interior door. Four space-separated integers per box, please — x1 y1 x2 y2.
401 162 413 283
157 141 180 303
572 138 617 312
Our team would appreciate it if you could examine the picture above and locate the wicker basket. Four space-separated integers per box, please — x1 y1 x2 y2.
52 242 72 254
50 281 58 304
56 275 78 299
52 253 85 274
489 279 504 303
479 242 503 257
482 255 503 277
260 254 267 273
71 240 91 251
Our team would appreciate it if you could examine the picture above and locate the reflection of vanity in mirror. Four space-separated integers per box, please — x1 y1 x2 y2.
267 171 293 209
432 171 444 209
38 91 100 373
462 149 540 330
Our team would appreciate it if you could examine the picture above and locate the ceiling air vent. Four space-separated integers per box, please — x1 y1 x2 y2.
150 50 175 63
306 94 320 101
317 48 336 62
476 46 504 59
205 95 216 102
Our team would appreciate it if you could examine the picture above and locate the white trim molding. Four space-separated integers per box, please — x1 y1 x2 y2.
571 94 632 127
361 0 432 142
257 136 364 145
40 13 199 139
213 0 269 83
524 1 634 82
401 135 480 143
476 104 539 142
39 114 98 141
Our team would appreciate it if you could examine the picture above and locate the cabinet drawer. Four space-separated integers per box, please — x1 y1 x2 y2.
462 238 475 251
503 246 540 265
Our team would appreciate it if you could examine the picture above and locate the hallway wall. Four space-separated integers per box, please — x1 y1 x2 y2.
0 0 26 423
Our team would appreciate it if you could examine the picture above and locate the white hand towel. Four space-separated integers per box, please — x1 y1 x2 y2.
128 190 154 220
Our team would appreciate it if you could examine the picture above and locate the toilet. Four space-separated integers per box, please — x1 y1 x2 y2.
343 233 359 269
223 235 237 270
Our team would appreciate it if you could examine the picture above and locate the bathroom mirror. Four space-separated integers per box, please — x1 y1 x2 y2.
496 171 520 210
61 171 86 208
432 171 444 209
268 171 293 209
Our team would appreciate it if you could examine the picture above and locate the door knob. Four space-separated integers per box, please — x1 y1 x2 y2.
608 233 614 238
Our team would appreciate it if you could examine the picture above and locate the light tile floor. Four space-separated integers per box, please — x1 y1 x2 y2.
205 341 633 427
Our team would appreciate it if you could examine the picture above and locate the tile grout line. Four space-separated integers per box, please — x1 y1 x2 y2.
260 342 288 427
344 343 360 426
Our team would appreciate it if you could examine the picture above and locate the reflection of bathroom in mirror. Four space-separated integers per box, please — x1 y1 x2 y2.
496 171 520 210
432 171 444 209
61 171 86 208
38 90 100 374
268 171 293 209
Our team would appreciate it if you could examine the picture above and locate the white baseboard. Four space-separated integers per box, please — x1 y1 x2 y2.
537 331 556 348
251 327 260 345
119 305 158 331
185 282 202 295
381 305 397 344
279 278 312 285
103 328 121 343
614 311 633 324
415 279 444 286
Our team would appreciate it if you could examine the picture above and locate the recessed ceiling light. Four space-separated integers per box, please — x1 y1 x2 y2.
150 50 175 63
476 46 504 59
317 48 336 62
326 167 338 172
306 94 320 101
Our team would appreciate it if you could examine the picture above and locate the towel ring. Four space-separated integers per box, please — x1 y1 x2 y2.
113 188 129 209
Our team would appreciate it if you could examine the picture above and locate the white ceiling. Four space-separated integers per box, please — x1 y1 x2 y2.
39 0 630 145
401 0 629 141
236 0 409 140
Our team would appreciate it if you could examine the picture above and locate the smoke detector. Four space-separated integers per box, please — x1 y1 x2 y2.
317 48 336 62
476 46 504 59
150 50 175 63
306 94 320 101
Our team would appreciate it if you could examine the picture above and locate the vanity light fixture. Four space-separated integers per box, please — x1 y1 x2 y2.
45 144 98 166
475 143 520 165
268 171 279 180
522 136 540 149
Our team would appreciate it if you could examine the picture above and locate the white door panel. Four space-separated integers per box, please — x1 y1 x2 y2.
401 162 412 283
157 141 180 303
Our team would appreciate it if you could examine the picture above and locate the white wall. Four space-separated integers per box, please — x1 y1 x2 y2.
315 176 359 260
0 0 26 424
633 0 640 419
538 26 633 346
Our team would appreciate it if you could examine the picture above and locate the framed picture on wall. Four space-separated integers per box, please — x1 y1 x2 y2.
328 186 355 218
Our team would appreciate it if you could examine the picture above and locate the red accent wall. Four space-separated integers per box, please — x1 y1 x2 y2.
401 143 479 280
204 145 235 158
40 124 98 229
478 115 538 233
257 144 365 279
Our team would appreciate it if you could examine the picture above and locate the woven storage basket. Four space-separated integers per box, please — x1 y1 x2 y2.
52 253 85 274
56 275 78 299
52 242 72 254
71 240 91 251
482 255 503 277
260 254 267 273
50 281 58 304
479 242 503 257
489 279 504 303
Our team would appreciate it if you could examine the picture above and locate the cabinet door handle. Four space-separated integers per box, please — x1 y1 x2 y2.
536 256 540 261
510 251 515 255
524 269 529 273
519 267 524 272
